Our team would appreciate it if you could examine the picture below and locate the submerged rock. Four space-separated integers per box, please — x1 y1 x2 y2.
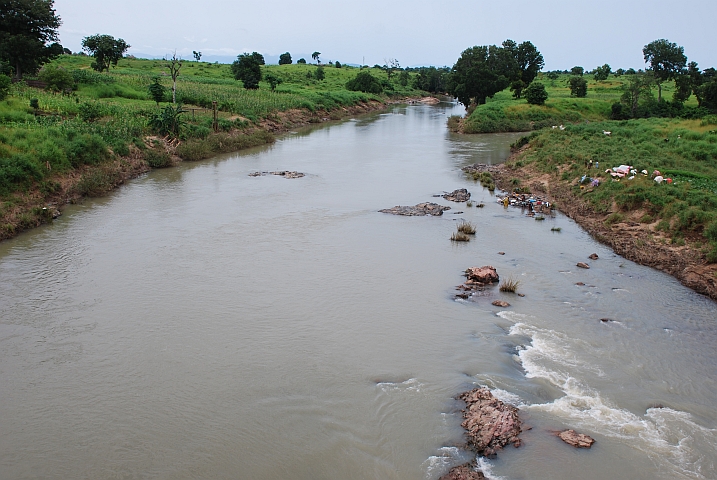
577 262 590 269
589 253 599 260
492 300 510 307
557 429 595 448
439 463 486 480
443 188 471 202
465 266 499 285
248 170 305 178
458 387 523 457
379 203 451 216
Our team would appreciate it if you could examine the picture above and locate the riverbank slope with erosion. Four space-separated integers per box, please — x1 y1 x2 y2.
480 156 717 300
1 97 433 242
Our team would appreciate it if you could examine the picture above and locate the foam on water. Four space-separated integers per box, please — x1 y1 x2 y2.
421 446 471 479
508 322 717 479
376 377 424 393
476 457 507 480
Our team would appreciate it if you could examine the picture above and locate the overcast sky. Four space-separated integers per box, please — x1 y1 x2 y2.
54 0 716 70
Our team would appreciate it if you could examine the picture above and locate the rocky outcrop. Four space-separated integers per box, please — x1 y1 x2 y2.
588 253 599 260
379 203 450 216
465 266 499 285
492 300 510 307
439 464 486 480
249 171 305 178
442 189 471 202
557 429 595 448
458 387 523 457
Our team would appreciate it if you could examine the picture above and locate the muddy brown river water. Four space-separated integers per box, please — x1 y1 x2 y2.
1 103 715 479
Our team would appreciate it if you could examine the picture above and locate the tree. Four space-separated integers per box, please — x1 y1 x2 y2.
164 52 182 104
315 65 325 81
148 77 166 105
38 64 73 92
264 73 282 91
570 66 584 76
673 73 692 103
568 76 588 97
231 52 262 89
0 0 62 78
643 39 687 102
620 74 654 118
251 52 265 65
297 58 306 64
384 58 400 80
346 71 382 94
398 70 409 86
594 64 611 81
192 51 201 62
278 52 292 65
311 51 321 64
503 39 544 99
0 74 11 100
82 34 130 72
447 44 516 107
524 82 548 105
335 61 342 69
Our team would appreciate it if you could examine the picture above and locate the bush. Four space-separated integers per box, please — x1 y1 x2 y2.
0 74 11 101
38 65 75 92
524 82 548 105
569 76 588 97
78 102 104 122
346 71 383 94
145 148 172 168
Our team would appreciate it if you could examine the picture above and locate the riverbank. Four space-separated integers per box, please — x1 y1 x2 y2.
480 156 717 300
0 97 431 241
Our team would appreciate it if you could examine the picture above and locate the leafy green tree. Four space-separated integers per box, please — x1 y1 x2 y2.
192 51 201 62
620 74 654 117
398 70 409 86
297 58 306 64
570 66 584 76
148 77 166 105
251 52 265 65
697 80 717 112
643 39 687 102
502 39 544 98
524 82 548 105
335 61 342 69
315 66 325 81
594 64 611 81
311 51 321 63
0 0 63 78
412 67 448 93
38 64 73 92
264 73 282 91
231 52 262 89
673 73 692 103
546 71 559 80
278 52 292 65
346 71 382 94
615 68 625 76
81 34 130 72
0 74 11 100
447 44 516 106
568 76 588 97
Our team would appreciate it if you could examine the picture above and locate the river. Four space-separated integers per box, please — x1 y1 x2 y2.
1 102 715 479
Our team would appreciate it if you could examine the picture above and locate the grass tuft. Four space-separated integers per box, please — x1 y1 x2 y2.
499 276 521 293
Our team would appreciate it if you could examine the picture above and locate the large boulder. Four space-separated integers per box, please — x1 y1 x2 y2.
458 387 523 457
443 189 471 202
379 202 451 216
465 266 499 285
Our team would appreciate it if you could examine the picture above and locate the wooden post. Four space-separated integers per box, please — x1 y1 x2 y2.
212 101 218 132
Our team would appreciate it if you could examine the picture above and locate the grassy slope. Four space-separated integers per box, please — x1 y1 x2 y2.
0 56 425 238
457 73 717 266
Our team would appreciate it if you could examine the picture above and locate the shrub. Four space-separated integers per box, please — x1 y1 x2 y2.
148 104 186 137
0 74 10 100
569 76 588 97
450 232 470 242
74 168 122 196
499 277 520 293
38 65 75 92
457 221 476 234
78 102 104 122
525 82 548 105
346 71 383 94
145 148 172 168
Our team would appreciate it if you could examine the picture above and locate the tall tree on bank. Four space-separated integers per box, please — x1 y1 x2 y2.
311 51 321 64
447 44 517 107
278 52 292 65
82 34 130 72
165 52 182 104
643 39 687 102
0 0 62 78
502 39 544 99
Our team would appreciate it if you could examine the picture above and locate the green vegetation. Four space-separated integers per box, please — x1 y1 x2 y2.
457 221 476 235
499 276 520 293
81 34 130 72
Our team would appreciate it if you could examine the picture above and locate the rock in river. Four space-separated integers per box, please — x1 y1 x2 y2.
465 266 499 285
492 300 510 307
442 188 471 202
458 387 523 457
577 262 590 269
439 463 486 480
558 429 595 448
379 203 450 216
